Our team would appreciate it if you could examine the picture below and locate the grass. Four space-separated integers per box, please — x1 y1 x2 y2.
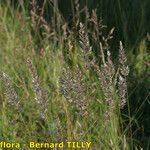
0 1 149 150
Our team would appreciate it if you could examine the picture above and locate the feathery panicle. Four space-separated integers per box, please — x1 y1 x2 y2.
0 72 19 109
92 39 115 121
26 57 41 104
73 66 87 116
119 41 129 77
60 66 87 117
90 9 99 31
79 21 116 120
90 9 106 38
79 22 91 53
60 67 73 102
79 22 95 69
90 9 104 45
99 50 115 120
118 41 129 108
118 74 128 109
26 57 48 119
90 10 114 65
106 50 115 75
103 27 115 51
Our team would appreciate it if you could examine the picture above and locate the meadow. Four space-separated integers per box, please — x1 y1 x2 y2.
0 1 149 149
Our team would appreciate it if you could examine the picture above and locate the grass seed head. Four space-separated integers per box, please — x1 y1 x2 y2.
0 72 19 109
